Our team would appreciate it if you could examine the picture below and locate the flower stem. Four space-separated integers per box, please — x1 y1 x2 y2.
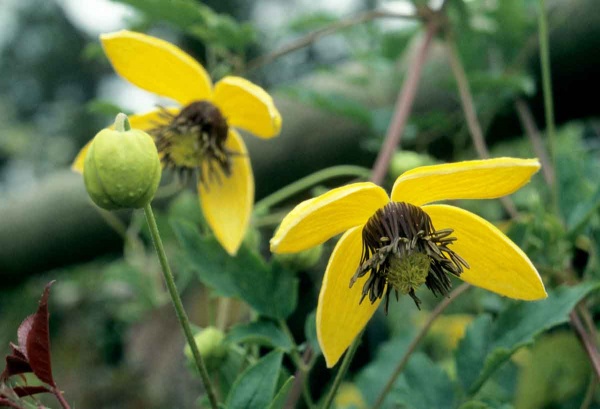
285 347 316 409
322 332 363 409
143 203 219 409
114 113 131 132
444 32 519 219
52 387 71 409
372 283 470 409
370 21 438 185
570 310 600 379
514 98 555 187
537 0 558 212
253 165 371 215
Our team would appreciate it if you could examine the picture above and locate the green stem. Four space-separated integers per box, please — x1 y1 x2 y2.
322 333 362 409
538 0 559 213
253 165 371 215
278 319 306 371
114 113 131 132
143 203 219 409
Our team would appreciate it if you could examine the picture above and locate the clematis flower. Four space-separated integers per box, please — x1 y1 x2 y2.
73 30 281 255
270 158 546 367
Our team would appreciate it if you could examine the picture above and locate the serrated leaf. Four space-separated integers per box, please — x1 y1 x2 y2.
394 353 456 409
226 351 283 409
267 376 295 409
226 321 293 352
172 219 298 319
456 282 600 396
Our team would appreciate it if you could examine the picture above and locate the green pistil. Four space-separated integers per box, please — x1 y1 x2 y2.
387 253 430 295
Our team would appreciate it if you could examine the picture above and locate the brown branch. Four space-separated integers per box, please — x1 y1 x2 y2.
371 283 471 409
444 32 519 219
570 310 600 380
284 347 314 409
244 10 415 73
370 21 439 185
514 98 555 186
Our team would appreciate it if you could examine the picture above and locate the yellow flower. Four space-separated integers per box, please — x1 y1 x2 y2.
270 158 547 367
73 30 281 255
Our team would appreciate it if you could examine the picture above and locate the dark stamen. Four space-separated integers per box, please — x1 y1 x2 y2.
149 101 240 186
350 202 469 312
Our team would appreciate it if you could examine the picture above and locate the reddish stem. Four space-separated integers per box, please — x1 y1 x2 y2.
370 21 439 185
570 311 600 379
52 387 71 409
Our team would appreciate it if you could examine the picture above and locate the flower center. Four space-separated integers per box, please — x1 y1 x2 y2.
150 100 234 186
350 202 469 311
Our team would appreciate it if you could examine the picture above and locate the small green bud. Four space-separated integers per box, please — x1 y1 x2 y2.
274 244 323 271
184 327 227 370
84 113 161 210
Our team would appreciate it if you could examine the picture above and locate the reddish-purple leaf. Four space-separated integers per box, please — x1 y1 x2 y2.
16 317 33 360
12 385 50 398
24 282 56 387
8 346 26 363
0 354 32 381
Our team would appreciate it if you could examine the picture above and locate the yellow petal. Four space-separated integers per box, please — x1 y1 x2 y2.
424 204 547 300
270 183 389 253
199 129 253 256
317 226 382 367
71 109 172 173
212 76 281 138
101 30 212 105
391 158 541 205
72 140 92 174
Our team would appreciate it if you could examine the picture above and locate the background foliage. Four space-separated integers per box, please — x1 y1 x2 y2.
0 0 599 408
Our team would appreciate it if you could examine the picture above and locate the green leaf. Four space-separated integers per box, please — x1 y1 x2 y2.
226 351 283 409
456 282 600 396
171 219 298 319
355 334 414 406
267 376 295 409
112 0 256 51
458 401 513 409
394 353 456 409
226 320 293 352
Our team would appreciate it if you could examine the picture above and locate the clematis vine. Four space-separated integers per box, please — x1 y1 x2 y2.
270 158 547 367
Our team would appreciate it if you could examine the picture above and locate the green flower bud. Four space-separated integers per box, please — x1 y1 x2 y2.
84 113 161 210
184 327 227 370
274 244 323 271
